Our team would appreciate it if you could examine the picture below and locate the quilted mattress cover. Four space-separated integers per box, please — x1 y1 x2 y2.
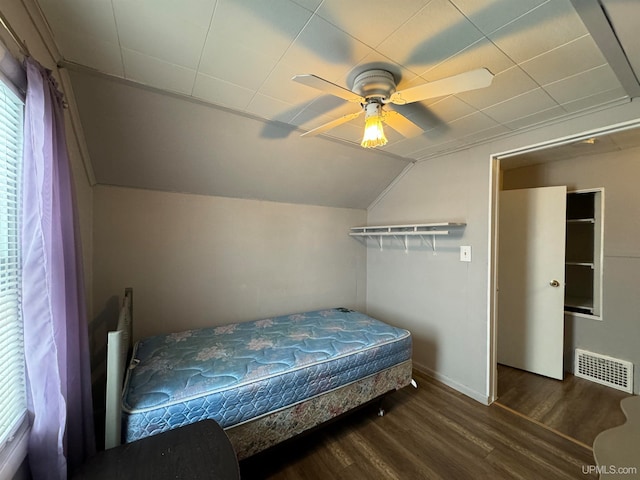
122 308 411 442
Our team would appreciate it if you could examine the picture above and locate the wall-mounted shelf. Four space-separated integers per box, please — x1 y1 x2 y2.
349 223 466 253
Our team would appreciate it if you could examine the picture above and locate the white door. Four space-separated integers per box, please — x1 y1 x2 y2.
498 186 566 380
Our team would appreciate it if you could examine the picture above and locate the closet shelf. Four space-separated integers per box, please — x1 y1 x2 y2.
566 261 595 269
567 218 595 223
349 223 466 252
565 296 594 311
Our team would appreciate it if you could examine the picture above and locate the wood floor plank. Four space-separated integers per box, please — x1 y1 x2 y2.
496 364 631 446
240 371 597 479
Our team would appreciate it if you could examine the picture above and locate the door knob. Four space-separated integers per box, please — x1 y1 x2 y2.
550 280 560 287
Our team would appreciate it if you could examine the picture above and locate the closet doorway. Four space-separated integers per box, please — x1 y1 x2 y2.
490 122 640 445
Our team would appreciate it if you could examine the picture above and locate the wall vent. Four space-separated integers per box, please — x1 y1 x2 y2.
575 349 633 393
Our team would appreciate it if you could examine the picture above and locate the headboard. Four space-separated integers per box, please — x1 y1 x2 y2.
104 287 133 449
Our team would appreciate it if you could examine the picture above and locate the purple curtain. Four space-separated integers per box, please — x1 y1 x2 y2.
22 58 95 479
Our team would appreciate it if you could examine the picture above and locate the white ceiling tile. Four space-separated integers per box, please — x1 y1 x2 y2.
122 49 196 95
542 64 621 106
37 0 123 74
382 137 426 157
482 88 558 124
560 87 628 113
380 122 416 145
34 0 640 209
385 102 442 131
290 0 323 11
55 31 124 75
504 105 565 130
192 73 255 110
412 138 468 160
206 0 311 59
324 122 364 144
289 107 337 129
451 0 548 35
316 0 430 49
258 61 324 105
198 42 277 90
457 66 539 110
488 0 589 63
385 125 410 145
446 111 502 137
417 126 466 145
421 38 515 81
460 124 512 145
520 35 607 86
377 0 484 73
304 95 362 120
421 96 478 124
113 0 215 69
38 0 118 44
245 94 301 123
280 15 374 84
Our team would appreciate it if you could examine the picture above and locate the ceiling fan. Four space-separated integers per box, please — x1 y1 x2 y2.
292 67 494 148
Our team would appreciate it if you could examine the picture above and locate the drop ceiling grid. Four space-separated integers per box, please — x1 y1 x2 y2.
120 48 197 96
255 0 585 137
312 0 434 52
112 0 216 70
34 0 637 156
449 0 550 36
198 0 314 94
37 0 123 75
441 2 619 136
39 0 610 112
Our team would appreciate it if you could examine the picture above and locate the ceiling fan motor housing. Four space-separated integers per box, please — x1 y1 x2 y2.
363 101 383 119
352 69 397 101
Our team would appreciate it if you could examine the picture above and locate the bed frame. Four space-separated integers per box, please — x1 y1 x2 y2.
104 288 413 458
104 287 133 449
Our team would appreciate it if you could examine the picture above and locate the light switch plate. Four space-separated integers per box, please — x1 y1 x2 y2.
460 245 471 262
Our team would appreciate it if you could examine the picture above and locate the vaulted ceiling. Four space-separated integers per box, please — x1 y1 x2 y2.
34 0 640 208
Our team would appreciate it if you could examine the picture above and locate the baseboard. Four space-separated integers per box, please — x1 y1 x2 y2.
413 362 491 405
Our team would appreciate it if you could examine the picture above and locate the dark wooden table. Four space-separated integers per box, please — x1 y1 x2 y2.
72 420 240 479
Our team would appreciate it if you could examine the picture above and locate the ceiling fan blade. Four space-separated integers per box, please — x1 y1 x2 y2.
300 111 363 137
292 74 364 103
389 68 494 105
383 110 423 138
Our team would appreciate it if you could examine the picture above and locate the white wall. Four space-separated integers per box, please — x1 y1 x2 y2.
503 145 640 394
366 98 640 403
366 150 492 402
93 185 367 340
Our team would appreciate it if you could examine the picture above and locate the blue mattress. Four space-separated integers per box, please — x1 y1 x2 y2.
122 308 412 442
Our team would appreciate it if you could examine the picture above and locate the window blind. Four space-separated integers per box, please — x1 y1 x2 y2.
0 76 25 450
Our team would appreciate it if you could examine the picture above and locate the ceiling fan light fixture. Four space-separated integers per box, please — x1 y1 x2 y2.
361 102 387 148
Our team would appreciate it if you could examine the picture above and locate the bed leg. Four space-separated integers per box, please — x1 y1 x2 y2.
411 378 418 388
377 397 386 417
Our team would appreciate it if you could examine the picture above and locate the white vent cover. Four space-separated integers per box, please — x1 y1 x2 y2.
575 349 633 393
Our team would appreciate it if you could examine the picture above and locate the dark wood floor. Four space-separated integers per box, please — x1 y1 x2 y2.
240 371 597 479
496 364 632 448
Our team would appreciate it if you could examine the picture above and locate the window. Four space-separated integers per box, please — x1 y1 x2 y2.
0 75 26 463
